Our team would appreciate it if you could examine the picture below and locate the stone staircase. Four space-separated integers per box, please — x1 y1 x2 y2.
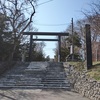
0 62 71 90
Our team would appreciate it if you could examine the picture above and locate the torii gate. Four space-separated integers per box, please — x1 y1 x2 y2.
23 32 69 62
2 24 92 68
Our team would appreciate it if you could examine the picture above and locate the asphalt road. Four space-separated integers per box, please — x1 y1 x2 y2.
0 89 90 100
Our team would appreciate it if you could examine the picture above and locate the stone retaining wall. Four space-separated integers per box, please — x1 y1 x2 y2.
74 72 100 100
64 63 100 100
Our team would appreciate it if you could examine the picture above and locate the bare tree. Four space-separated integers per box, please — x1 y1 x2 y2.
82 0 100 61
34 41 45 53
34 41 46 61
0 0 37 60
83 0 100 42
74 19 87 60
54 35 70 62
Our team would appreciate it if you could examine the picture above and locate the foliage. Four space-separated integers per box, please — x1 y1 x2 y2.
68 61 100 81
22 41 46 61
54 45 70 62
54 30 82 62
0 14 13 61
66 32 82 48
87 62 100 80
0 0 37 61
67 61 85 71
45 55 50 61
33 51 45 61
60 47 69 61
66 53 82 62
83 0 100 42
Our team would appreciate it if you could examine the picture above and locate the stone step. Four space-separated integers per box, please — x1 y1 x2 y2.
43 84 70 87
42 80 69 83
5 75 44 78
0 79 69 83
3 77 67 81
0 78 42 83
0 62 70 89
0 78 70 84
5 75 66 79
45 77 67 79
5 75 42 78
48 71 65 73
24 71 46 74
25 69 46 71
0 81 70 86
41 82 69 85
46 72 65 75
0 85 71 90
45 75 66 77
6 74 24 77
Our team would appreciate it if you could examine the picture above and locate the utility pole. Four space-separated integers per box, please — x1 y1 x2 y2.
71 18 74 61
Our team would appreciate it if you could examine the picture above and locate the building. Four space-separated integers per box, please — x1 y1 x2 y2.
92 42 100 61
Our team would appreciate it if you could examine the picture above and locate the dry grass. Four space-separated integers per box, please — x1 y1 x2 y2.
87 61 100 81
67 61 85 71
67 61 100 81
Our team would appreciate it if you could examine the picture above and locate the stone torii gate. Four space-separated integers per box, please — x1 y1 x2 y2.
23 32 69 62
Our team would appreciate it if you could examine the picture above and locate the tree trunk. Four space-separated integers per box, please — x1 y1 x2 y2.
8 43 17 61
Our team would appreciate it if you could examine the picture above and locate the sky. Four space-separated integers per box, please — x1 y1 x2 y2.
33 0 93 58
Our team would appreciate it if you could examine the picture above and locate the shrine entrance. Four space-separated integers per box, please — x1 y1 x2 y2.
23 32 69 62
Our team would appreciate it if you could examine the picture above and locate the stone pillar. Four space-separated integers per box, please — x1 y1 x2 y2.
85 24 92 69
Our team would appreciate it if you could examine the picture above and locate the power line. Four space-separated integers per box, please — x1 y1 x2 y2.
37 0 54 6
34 23 68 26
22 0 54 10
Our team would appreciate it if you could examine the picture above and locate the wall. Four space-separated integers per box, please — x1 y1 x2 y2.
64 63 100 100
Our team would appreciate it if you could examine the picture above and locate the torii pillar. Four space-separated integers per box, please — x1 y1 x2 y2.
58 35 61 62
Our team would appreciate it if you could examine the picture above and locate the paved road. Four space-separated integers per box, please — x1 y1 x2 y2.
0 89 90 100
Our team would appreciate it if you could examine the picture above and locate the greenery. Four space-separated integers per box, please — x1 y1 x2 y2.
66 32 81 48
87 62 100 81
0 0 37 61
67 61 100 81
0 0 100 62
54 32 81 62
67 61 85 71
60 47 70 61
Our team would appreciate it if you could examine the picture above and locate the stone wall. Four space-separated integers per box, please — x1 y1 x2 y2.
64 63 100 100
74 73 100 100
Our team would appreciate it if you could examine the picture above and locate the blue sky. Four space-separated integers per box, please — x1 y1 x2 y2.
33 0 93 58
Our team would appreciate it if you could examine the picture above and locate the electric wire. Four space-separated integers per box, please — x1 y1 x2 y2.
37 0 53 6
34 23 68 26
22 0 54 10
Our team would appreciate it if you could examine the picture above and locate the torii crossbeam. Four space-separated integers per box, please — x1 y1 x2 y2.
23 32 69 62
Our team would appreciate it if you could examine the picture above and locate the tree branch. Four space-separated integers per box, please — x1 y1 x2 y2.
18 1 35 39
